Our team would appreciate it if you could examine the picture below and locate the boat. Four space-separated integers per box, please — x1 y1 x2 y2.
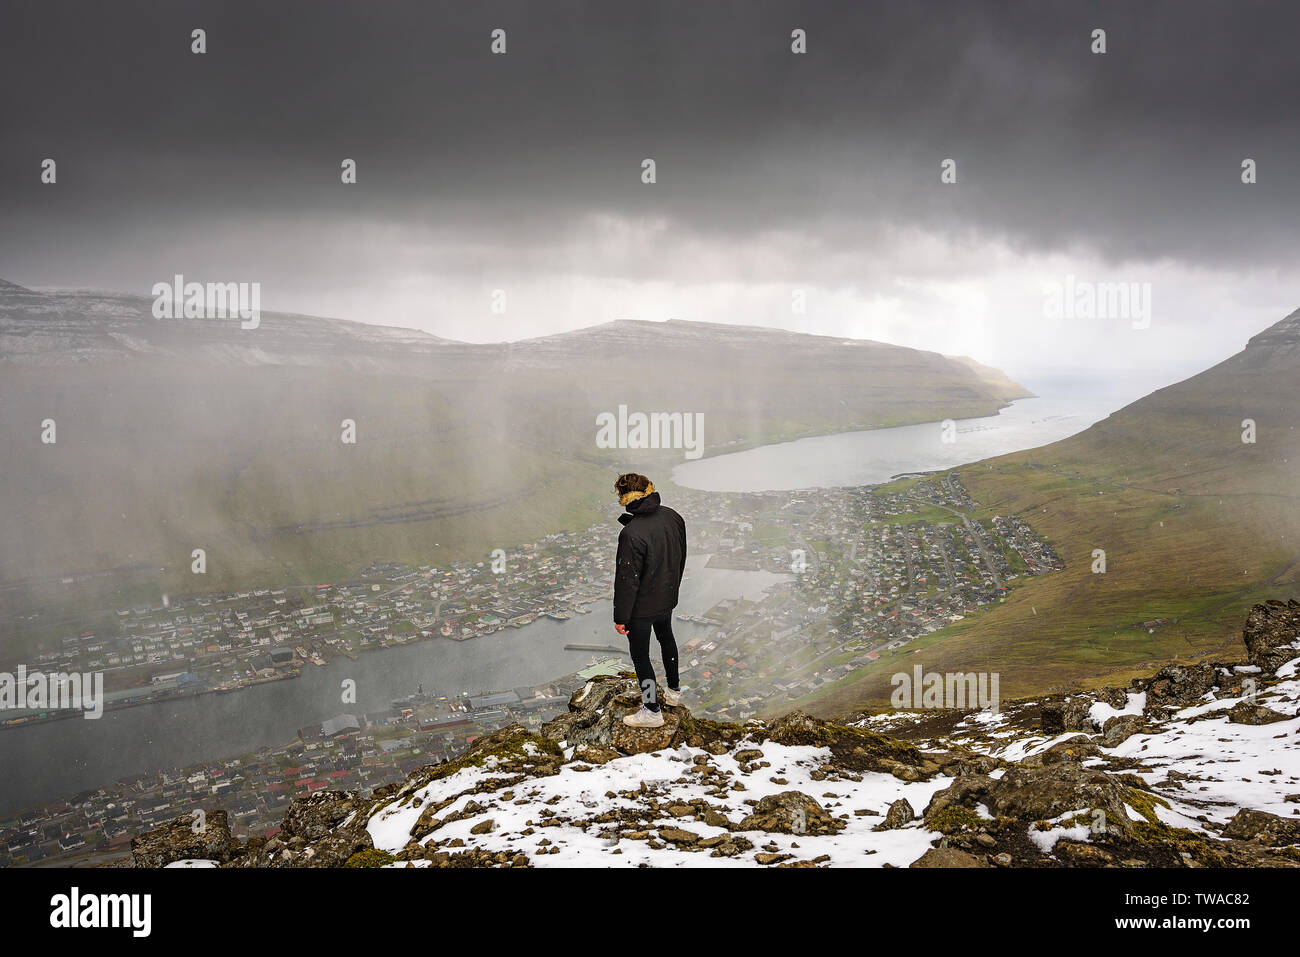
546 610 570 621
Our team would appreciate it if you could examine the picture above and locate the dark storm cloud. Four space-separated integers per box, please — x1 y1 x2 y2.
1 0 1298 284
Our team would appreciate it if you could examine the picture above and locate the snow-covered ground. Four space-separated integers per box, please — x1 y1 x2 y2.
368 740 950 868
364 648 1299 867
943 659 1300 841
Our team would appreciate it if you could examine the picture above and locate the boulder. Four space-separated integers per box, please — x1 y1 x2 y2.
737 790 844 836
570 743 622 765
984 763 1132 831
1241 600 1300 676
1061 696 1099 732
1094 687 1130 709
1053 840 1117 866
1137 663 1220 707
763 710 833 747
873 799 915 831
758 710 935 778
281 789 367 842
1221 808 1300 846
909 846 991 868
130 809 234 868
1039 703 1066 734
228 789 376 867
923 774 997 818
1100 714 1145 747
657 826 700 846
1227 701 1292 725
1021 736 1100 767
540 673 685 755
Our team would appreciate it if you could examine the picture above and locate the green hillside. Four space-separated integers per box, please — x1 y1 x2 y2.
798 308 1300 716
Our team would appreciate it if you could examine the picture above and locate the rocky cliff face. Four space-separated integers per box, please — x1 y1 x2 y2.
1242 305 1300 357
121 601 1300 869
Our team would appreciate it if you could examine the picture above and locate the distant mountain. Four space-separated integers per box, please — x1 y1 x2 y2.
948 354 1033 403
0 285 1031 407
0 282 1029 642
0 282 454 367
807 306 1300 714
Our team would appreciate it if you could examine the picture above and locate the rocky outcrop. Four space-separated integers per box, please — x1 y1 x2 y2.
874 799 916 831
540 673 686 755
228 790 375 868
1227 701 1292 725
755 708 995 781
983 763 1133 831
899 599 1300 868
1137 663 1220 708
910 847 991 868
129 810 236 868
1221 809 1300 846
1241 599 1300 676
736 791 844 836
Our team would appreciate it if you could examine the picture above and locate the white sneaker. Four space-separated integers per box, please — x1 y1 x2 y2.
661 686 682 707
622 706 665 728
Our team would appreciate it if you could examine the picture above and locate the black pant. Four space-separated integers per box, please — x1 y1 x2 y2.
626 613 679 712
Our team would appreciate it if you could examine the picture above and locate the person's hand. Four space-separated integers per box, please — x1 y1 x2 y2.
614 623 628 635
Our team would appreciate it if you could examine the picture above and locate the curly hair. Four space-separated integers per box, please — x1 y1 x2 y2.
613 472 652 497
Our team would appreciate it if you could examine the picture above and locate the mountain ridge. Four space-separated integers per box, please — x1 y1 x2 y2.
0 281 1031 394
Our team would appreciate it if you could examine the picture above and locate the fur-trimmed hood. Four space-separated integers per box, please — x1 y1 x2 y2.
618 489 661 526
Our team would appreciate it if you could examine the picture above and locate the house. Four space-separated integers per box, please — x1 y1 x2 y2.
320 714 361 738
466 691 520 711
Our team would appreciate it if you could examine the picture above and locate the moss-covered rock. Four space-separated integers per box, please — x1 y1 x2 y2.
736 790 845 836
925 805 985 835
344 848 396 868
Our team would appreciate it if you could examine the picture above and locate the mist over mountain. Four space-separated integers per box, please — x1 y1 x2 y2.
0 282 1028 635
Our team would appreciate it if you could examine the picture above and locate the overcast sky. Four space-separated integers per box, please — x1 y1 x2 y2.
2 0 1298 384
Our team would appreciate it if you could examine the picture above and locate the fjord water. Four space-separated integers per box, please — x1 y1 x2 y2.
672 392 1133 492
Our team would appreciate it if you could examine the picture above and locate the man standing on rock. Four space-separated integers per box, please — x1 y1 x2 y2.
612 473 687 728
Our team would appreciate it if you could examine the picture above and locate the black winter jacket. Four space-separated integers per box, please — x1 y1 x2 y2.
613 491 687 624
